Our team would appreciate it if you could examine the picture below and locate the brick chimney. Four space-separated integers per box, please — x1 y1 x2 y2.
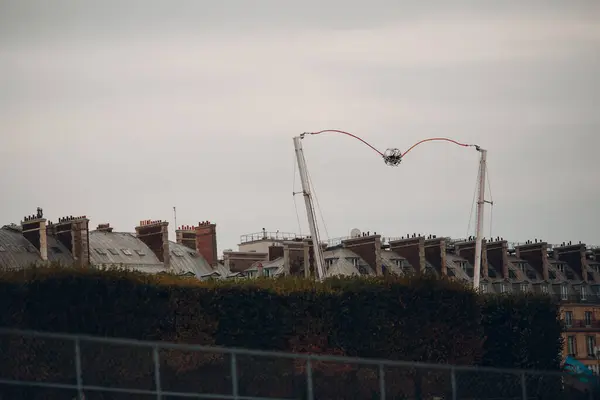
283 240 309 276
196 221 218 267
515 240 549 281
268 244 284 261
554 242 588 282
176 225 197 251
96 223 113 233
21 207 48 261
389 235 425 273
485 239 509 279
304 238 327 278
135 220 170 270
424 236 447 276
455 238 489 279
51 215 90 268
342 232 383 276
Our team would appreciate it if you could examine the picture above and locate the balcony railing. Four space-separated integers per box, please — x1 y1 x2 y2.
565 319 600 329
240 232 310 244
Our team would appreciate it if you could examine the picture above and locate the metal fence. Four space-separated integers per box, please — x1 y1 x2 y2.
0 328 595 400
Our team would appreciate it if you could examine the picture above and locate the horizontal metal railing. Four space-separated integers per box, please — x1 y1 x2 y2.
0 327 594 400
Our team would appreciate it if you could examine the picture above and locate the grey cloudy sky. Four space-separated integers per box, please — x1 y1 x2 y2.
1 0 599 253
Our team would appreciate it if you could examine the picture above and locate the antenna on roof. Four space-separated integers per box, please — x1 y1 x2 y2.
173 207 177 234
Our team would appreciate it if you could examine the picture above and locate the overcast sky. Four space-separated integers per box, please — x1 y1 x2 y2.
1 1 599 253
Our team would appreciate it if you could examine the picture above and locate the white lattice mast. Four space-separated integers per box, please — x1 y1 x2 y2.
473 147 487 291
293 134 326 281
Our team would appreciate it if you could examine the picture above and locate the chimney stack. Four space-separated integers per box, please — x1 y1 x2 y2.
515 241 549 281
455 238 489 279
554 243 588 282
51 214 90 268
176 225 197 251
96 223 113 233
21 207 48 261
135 220 170 270
389 236 425 273
486 239 509 279
424 236 447 276
342 232 383 276
196 221 218 267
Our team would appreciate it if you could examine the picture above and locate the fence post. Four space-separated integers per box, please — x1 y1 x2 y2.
153 346 162 400
379 363 386 400
231 353 239 400
450 367 457 400
306 358 314 400
521 372 527 400
74 337 84 400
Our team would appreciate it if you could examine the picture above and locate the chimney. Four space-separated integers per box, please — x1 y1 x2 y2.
21 207 48 262
283 240 308 276
389 236 425 273
268 244 284 261
342 232 383 276
135 220 170 270
554 243 588 282
455 238 489 279
424 236 447 276
303 238 327 278
176 225 197 251
486 239 509 279
516 241 549 281
53 215 90 268
96 223 113 233
195 221 218 267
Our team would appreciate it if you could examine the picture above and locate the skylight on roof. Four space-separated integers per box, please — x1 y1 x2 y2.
95 248 107 255
172 250 184 257
108 248 119 255
135 249 145 256
121 249 133 256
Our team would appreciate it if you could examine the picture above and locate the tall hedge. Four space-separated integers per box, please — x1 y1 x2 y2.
0 266 564 399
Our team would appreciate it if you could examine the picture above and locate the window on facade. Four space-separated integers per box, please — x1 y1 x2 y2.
500 283 507 294
561 286 569 301
585 311 593 327
480 284 488 294
519 263 526 273
541 285 549 295
581 286 588 301
521 284 529 293
567 336 576 356
587 336 596 357
565 311 573 327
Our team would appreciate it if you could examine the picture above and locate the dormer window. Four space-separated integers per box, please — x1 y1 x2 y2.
480 283 488 293
581 286 588 301
561 285 569 301
500 283 507 294
556 264 565 273
351 258 359 267
521 283 529 293
541 284 549 294
325 258 335 268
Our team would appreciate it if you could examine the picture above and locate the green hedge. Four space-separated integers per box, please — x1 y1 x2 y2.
0 266 564 399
